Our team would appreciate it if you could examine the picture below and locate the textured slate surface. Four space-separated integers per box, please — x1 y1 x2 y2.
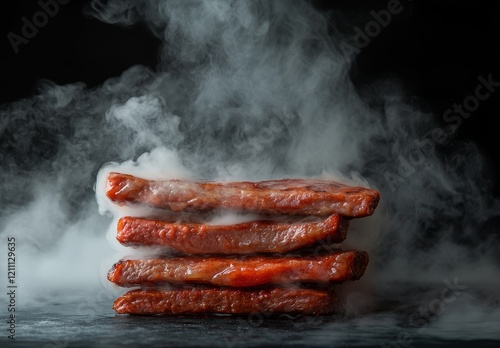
2 285 499 348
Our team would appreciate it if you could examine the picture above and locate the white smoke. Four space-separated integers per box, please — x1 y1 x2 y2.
0 0 498 341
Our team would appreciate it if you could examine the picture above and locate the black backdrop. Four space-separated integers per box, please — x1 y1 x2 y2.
1 2 500 347
1 0 499 192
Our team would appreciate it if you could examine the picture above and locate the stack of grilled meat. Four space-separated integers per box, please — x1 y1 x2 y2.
105 172 380 315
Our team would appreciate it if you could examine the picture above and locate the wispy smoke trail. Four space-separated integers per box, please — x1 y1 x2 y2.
0 1 498 337
89 0 500 285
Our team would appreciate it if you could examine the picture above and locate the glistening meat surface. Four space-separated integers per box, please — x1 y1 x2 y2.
116 214 349 254
113 288 339 315
106 173 380 218
108 251 368 287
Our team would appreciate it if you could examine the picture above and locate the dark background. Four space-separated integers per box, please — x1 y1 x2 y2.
1 2 499 347
1 0 499 191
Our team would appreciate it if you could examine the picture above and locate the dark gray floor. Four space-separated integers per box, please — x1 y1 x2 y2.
2 284 499 348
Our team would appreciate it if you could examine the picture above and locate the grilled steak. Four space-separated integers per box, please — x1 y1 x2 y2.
108 250 368 287
113 288 339 315
116 214 348 254
106 173 380 218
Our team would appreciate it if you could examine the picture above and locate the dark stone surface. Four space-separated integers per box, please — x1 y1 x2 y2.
2 286 499 348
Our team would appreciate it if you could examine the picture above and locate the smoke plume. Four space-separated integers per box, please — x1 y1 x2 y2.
0 0 498 340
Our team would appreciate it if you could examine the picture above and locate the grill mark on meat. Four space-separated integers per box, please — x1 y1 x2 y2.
106 173 380 218
113 288 340 315
108 251 368 287
116 214 349 254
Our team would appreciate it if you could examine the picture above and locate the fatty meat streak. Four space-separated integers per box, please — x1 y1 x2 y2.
108 250 368 287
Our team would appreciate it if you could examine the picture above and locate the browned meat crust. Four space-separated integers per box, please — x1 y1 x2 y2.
113 288 340 315
106 173 380 218
108 251 368 287
116 214 349 254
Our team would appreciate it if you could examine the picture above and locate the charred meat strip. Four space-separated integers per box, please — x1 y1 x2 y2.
116 214 349 254
106 173 380 218
113 288 339 315
108 250 368 287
